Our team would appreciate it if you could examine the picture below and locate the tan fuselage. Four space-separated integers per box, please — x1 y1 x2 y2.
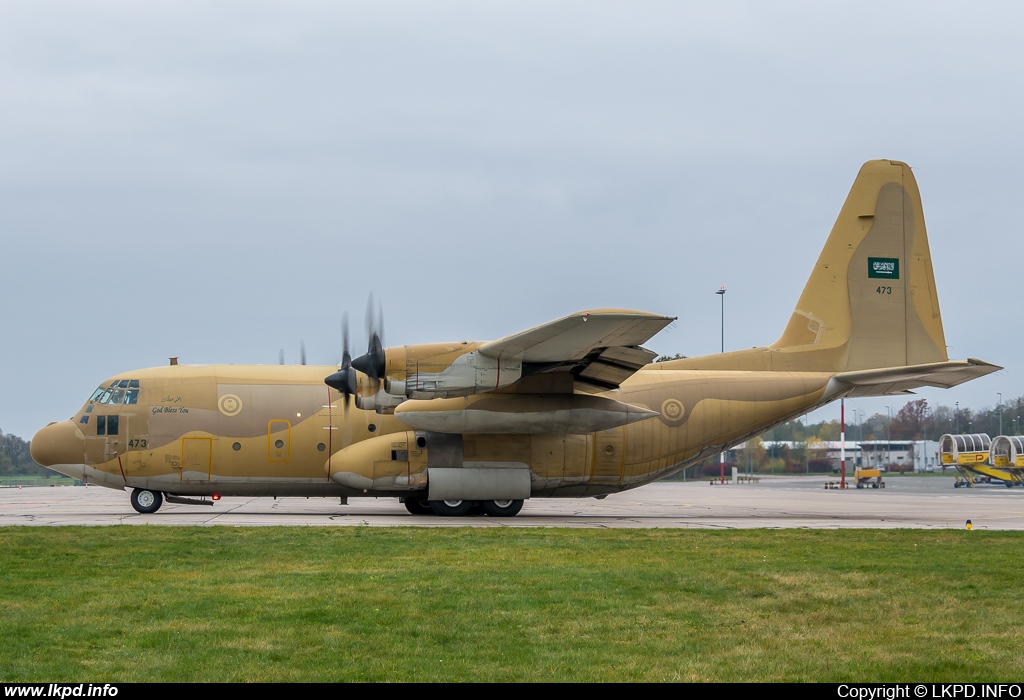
33 362 833 498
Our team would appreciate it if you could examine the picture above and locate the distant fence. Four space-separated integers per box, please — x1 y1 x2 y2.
0 478 83 488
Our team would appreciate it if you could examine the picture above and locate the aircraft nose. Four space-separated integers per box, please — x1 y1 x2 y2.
31 420 85 467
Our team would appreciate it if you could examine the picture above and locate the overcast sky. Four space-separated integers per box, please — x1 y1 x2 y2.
2 1 1022 439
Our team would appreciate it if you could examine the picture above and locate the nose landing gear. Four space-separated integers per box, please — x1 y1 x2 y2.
130 488 164 514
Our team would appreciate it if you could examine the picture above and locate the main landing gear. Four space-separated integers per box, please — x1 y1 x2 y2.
402 498 524 518
130 488 163 514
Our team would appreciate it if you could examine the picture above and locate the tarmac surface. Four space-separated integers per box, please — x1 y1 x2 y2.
3 475 1024 529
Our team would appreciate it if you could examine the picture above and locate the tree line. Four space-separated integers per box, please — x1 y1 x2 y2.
0 429 45 476
688 395 1024 477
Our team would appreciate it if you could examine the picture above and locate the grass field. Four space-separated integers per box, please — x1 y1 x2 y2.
1 527 1022 682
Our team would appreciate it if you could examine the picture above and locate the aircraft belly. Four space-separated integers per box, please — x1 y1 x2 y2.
46 463 126 491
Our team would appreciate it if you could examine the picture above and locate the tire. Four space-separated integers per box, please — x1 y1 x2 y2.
403 497 433 515
130 488 163 514
482 499 524 517
430 499 472 517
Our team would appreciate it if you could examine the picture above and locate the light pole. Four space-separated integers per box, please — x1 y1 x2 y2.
716 286 726 354
955 401 959 434
886 405 893 471
716 286 726 483
998 393 1003 435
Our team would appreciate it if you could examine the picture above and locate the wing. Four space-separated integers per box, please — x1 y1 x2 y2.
480 309 676 391
831 358 1002 397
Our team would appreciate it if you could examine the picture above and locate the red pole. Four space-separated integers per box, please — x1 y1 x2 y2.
840 399 847 489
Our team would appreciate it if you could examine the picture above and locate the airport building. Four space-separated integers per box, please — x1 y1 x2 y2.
732 440 942 472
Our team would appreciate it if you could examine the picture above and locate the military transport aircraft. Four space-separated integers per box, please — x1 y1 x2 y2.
31 159 1000 516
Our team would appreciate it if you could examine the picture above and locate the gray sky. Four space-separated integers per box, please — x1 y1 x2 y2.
2 1 1021 440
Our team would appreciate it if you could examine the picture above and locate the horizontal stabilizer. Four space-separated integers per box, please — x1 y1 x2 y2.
831 358 1001 397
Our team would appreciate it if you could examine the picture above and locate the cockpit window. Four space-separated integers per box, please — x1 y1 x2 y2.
89 381 141 405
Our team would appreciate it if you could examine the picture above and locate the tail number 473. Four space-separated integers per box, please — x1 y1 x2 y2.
876 286 892 295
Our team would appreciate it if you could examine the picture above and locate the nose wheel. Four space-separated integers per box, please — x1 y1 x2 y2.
130 488 164 514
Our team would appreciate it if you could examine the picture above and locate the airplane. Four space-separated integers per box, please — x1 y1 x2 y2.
30 159 1001 517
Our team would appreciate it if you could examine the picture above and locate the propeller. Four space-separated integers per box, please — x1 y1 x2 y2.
324 312 356 407
351 293 386 392
279 341 308 366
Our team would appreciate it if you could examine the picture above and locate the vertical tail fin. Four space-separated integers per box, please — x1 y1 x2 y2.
770 159 947 372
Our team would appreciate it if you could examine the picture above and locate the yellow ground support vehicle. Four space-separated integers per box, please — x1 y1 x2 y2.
854 468 885 489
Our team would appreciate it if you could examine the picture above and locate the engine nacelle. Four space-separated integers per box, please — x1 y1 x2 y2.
382 343 522 400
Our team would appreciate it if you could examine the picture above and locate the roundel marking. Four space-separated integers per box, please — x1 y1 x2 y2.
219 394 243 417
660 398 686 427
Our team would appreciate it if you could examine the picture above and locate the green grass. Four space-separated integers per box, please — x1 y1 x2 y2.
1 528 1023 681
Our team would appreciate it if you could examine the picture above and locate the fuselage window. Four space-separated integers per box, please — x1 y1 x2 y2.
107 415 119 435
97 415 106 436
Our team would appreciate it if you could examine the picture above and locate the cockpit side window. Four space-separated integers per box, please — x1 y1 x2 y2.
125 390 139 405
99 390 113 404
89 388 105 402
